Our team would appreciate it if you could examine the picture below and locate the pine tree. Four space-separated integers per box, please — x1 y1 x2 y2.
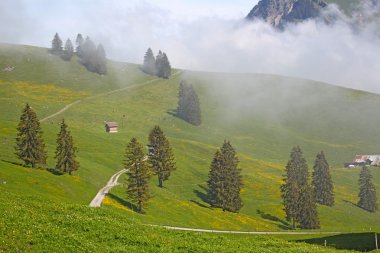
95 44 107 75
143 48 156 75
148 125 176 188
177 81 201 126
207 140 243 213
15 103 47 168
51 33 63 55
281 146 313 229
155 50 164 77
62 38 74 61
54 119 79 175
358 166 378 212
312 151 334 206
298 184 320 229
124 138 151 213
161 53 171 79
75 33 84 57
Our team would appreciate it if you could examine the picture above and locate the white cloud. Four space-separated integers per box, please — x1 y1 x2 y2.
0 0 379 93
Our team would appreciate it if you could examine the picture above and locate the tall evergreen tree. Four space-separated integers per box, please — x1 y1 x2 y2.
148 125 176 188
95 44 107 75
155 50 164 77
207 140 243 213
312 151 334 206
54 119 79 175
124 138 151 213
358 166 378 212
75 33 84 57
177 81 202 126
161 53 171 79
298 184 320 229
51 33 63 55
15 103 47 168
62 38 74 61
281 146 319 229
143 48 156 75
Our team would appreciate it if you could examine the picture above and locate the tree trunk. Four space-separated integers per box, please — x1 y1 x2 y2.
158 178 163 188
292 217 296 230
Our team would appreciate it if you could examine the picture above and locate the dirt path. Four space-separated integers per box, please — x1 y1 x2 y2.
40 70 183 122
89 168 128 207
153 225 340 235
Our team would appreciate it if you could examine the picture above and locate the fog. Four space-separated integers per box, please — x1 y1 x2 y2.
0 0 379 93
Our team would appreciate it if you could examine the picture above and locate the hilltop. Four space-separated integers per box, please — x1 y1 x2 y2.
0 44 380 251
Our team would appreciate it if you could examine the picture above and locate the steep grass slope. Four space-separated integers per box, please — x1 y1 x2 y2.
1 44 380 251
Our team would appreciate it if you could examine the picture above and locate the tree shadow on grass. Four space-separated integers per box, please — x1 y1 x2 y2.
298 233 379 252
0 159 23 167
256 210 292 230
192 184 211 209
47 168 64 176
107 193 139 213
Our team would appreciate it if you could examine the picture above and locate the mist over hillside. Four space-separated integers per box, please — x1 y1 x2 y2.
1 0 379 94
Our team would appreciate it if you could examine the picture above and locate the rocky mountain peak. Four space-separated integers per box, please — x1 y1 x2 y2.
246 0 328 28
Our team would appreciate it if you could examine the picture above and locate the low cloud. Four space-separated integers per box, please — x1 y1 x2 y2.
0 1 379 93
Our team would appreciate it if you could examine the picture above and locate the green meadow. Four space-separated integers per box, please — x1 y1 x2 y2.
1 44 380 251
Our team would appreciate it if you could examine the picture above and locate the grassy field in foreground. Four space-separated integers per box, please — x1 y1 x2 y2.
1 44 380 251
0 189 358 252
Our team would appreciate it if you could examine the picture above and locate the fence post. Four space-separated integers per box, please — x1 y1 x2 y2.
375 233 378 250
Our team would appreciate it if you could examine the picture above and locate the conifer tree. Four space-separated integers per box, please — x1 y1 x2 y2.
148 125 176 188
281 146 319 229
55 119 79 175
15 103 47 168
177 81 201 126
125 138 151 213
62 38 74 61
155 50 164 77
207 140 243 213
161 53 171 79
298 184 320 229
312 151 334 206
75 33 84 57
51 33 63 55
358 166 378 212
143 48 156 75
95 44 107 75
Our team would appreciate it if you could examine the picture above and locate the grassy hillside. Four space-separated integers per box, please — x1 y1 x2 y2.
1 44 380 251
0 189 352 252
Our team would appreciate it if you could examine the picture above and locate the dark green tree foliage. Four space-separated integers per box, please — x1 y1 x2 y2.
207 140 243 213
15 103 47 168
312 151 334 206
177 81 201 126
54 119 79 175
61 39 74 61
78 36 107 75
298 184 320 229
142 48 156 75
124 138 151 213
51 33 63 55
358 166 378 212
281 146 319 229
155 50 171 78
148 126 176 188
75 33 84 57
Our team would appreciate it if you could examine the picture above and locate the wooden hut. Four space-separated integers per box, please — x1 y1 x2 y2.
105 122 118 133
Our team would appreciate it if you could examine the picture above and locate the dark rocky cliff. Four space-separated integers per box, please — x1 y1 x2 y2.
246 0 328 28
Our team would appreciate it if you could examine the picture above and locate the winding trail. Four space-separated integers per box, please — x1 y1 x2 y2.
40 70 183 122
89 168 128 207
